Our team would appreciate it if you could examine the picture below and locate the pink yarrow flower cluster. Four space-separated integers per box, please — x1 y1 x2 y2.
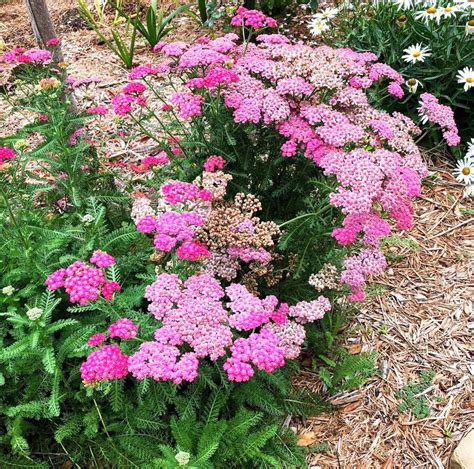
203 155 226 172
82 319 139 383
230 6 278 29
80 345 129 384
127 272 331 384
418 93 461 146
0 147 15 165
45 251 120 304
2 47 52 64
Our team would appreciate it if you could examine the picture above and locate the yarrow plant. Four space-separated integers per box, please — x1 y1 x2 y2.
0 15 446 469
114 30 434 302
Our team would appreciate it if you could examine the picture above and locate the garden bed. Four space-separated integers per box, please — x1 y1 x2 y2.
0 0 472 467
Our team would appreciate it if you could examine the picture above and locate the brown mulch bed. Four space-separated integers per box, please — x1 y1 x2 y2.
296 156 473 468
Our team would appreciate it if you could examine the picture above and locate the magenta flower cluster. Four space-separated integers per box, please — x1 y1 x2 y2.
81 319 138 383
45 251 120 304
230 6 278 29
0 146 15 165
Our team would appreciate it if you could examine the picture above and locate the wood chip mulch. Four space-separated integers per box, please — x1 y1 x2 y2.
296 156 473 468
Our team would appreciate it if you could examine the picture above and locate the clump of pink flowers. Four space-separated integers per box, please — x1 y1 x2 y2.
418 93 460 147
125 272 331 384
120 32 437 301
2 47 52 64
80 345 129 383
45 251 120 304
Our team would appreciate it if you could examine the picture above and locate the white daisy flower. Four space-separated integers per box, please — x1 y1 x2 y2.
440 4 459 16
415 5 442 22
406 78 423 93
392 0 415 9
464 184 474 197
308 17 330 36
467 138 474 155
454 156 474 184
466 19 474 35
314 7 339 20
402 44 432 64
457 67 474 91
454 0 474 9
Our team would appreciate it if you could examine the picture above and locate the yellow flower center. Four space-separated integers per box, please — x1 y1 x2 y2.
468 20 474 26
408 78 417 86
467 77 474 83
412 51 421 57
462 167 471 175
399 15 408 22
444 7 453 12
427 7 437 13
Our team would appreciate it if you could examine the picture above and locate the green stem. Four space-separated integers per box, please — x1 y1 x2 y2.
278 204 332 228
0 185 31 251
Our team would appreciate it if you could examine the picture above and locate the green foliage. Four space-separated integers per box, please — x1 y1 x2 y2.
396 370 436 419
78 0 138 69
318 350 379 394
120 1 191 47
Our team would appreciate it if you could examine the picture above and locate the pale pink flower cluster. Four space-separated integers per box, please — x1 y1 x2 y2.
418 93 461 146
127 272 331 383
169 92 204 119
45 252 120 304
108 318 139 339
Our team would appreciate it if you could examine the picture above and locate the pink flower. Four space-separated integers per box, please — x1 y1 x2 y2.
46 38 61 46
102 281 121 301
87 333 106 347
143 151 169 168
87 105 108 115
137 215 157 233
80 345 129 383
122 81 147 95
387 82 404 99
90 250 115 268
418 93 460 146
169 92 203 119
108 318 138 339
230 7 277 29
176 241 210 261
0 147 15 165
203 155 226 172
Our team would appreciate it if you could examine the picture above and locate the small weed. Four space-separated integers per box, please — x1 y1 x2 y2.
318 350 378 394
310 442 330 453
396 370 436 419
